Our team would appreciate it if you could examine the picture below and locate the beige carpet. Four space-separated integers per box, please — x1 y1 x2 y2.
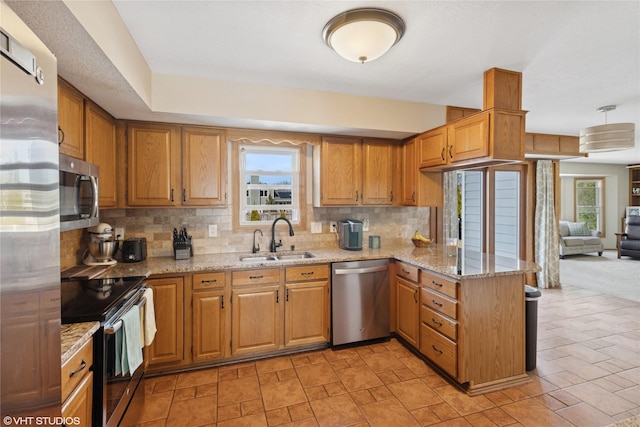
559 250 640 302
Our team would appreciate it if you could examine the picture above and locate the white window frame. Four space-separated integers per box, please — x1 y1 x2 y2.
574 177 605 235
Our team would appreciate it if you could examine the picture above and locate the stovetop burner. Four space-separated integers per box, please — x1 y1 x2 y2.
61 276 146 323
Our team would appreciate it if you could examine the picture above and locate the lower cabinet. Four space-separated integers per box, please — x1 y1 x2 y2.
192 272 227 363
231 284 281 356
146 276 185 368
284 265 330 347
395 261 420 348
61 337 93 427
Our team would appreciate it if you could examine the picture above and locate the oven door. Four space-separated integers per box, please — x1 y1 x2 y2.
103 290 147 427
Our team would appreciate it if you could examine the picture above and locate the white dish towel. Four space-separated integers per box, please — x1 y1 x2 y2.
142 287 157 346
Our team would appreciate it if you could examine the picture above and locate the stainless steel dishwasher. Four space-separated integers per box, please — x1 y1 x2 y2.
331 259 390 345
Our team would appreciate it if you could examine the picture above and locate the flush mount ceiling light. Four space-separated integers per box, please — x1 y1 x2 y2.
322 8 405 64
579 105 636 153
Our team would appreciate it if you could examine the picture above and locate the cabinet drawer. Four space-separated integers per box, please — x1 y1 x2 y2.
396 261 419 283
61 337 93 403
422 288 457 319
285 264 329 282
232 268 280 286
193 272 226 290
421 270 457 299
421 305 457 341
420 323 457 378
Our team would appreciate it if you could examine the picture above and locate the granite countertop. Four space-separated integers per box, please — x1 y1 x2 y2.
99 243 539 280
61 322 100 364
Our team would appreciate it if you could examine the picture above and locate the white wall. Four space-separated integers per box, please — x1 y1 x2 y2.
559 162 629 249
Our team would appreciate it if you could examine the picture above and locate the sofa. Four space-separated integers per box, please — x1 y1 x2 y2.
617 215 640 259
558 220 604 258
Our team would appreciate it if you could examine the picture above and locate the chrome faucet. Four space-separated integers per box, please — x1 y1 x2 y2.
252 229 263 253
270 217 294 252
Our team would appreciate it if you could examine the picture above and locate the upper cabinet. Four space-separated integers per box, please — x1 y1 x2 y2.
127 122 227 207
319 136 396 206
524 133 585 159
84 101 117 208
58 79 84 159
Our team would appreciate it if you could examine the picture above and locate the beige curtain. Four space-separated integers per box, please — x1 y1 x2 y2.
535 160 560 288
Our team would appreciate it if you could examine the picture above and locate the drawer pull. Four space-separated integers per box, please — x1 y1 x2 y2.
432 299 443 307
201 279 218 284
301 272 314 276
249 275 264 280
432 280 443 287
69 359 87 377
432 318 443 327
221 295 224 309
413 289 418 303
402 269 410 275
432 345 443 355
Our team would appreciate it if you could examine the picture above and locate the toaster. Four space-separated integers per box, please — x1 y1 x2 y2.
122 237 147 263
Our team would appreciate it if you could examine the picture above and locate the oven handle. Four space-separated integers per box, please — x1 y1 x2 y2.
104 296 147 335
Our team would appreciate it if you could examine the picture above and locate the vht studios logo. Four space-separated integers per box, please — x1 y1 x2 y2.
3 416 80 426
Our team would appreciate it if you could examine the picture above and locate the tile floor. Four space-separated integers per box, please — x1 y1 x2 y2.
121 284 639 427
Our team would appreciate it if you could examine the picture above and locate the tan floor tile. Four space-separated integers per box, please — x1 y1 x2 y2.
484 390 514 407
433 384 495 416
514 376 559 397
265 407 290 426
165 395 217 426
295 361 339 388
219 368 238 381
259 371 279 386
542 371 587 388
555 402 617 427
291 355 311 367
130 420 167 427
217 376 262 406
369 385 394 402
361 351 407 373
387 378 443 410
261 378 307 411
564 381 637 416
323 381 347 396
377 371 402 385
152 377 178 393
394 367 418 381
196 382 217 397
242 398 265 416
429 401 462 421
217 412 267 427
309 394 365 427
360 397 420 426
410 406 442 425
288 402 314 421
280 418 319 427
554 356 612 381
276 368 298 382
175 368 218 389
344 356 366 368
421 373 449 389
350 389 376 406
256 356 294 374
399 355 436 377
238 364 258 378
501 398 574 426
304 385 328 401
327 348 359 360
479 407 518 427
548 389 583 407
429 417 473 426
616 385 640 405
335 364 383 392
120 390 173 426
533 393 568 411
328 358 349 370
173 386 196 402
217 403 241 422
464 411 498 427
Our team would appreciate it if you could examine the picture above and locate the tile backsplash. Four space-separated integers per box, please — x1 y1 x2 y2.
94 205 431 259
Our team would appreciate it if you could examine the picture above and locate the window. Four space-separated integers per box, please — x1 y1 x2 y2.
236 144 304 228
493 170 521 259
574 178 605 233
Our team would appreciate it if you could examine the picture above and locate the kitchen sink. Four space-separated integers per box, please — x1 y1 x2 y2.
239 252 315 262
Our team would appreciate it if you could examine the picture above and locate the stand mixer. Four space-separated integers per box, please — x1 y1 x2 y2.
83 223 120 266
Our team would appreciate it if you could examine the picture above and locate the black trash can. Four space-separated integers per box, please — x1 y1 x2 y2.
525 285 542 371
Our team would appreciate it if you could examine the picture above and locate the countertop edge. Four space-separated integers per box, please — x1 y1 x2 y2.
61 321 100 364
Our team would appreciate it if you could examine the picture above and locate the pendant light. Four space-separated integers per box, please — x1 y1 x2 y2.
322 8 405 64
579 105 635 153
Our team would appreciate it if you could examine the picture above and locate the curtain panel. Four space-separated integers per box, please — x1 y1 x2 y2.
535 160 560 288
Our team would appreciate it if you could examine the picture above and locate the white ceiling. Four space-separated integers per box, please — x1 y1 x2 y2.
7 0 640 165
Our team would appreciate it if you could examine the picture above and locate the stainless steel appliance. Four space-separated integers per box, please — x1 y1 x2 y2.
331 259 390 345
122 237 147 263
61 276 147 427
84 222 119 266
0 7 61 420
59 153 99 232
338 219 363 250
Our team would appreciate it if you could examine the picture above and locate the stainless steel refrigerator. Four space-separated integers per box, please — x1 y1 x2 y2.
1 2 60 420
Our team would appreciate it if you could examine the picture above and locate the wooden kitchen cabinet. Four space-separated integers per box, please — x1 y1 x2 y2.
447 112 490 164
61 371 93 427
61 337 93 427
127 122 180 206
58 78 85 159
320 137 396 206
85 100 118 207
395 262 420 348
192 272 227 363
418 127 448 169
146 276 185 368
284 264 330 346
182 126 227 206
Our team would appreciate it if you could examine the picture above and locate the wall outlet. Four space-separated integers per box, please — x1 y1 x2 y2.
363 218 370 232
330 221 337 233
115 227 125 239
208 224 218 237
310 221 322 234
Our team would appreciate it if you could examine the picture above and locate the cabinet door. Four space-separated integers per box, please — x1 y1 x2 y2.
192 290 226 362
147 277 184 366
182 127 227 206
284 281 329 346
418 127 448 168
448 114 489 163
61 371 93 427
396 277 419 348
85 101 117 207
401 138 418 206
362 140 394 205
58 79 84 159
231 285 280 356
127 123 179 206
321 137 361 205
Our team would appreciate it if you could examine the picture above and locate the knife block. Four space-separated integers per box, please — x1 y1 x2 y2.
173 237 193 260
